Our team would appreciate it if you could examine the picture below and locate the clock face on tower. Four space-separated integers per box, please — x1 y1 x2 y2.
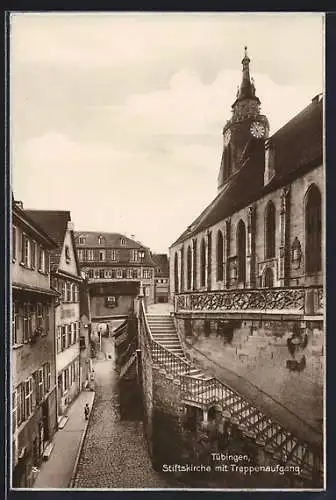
223 129 231 146
250 121 266 138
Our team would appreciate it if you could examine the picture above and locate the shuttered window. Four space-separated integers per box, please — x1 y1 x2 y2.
12 226 17 261
12 389 17 432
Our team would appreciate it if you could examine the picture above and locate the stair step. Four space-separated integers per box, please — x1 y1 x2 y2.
148 320 173 323
148 319 174 323
148 323 174 326
153 335 180 344
152 332 178 335
151 330 177 333
154 338 181 347
150 330 177 333
153 342 181 346
159 346 182 350
150 325 175 328
152 335 180 339
152 336 180 340
147 315 171 317
149 324 175 328
149 324 175 327
151 329 177 332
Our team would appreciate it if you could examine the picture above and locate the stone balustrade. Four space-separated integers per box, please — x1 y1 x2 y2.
175 286 323 317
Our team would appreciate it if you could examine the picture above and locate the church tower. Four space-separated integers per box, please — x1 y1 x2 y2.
217 47 270 192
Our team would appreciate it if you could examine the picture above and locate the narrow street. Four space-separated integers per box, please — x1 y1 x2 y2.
73 336 172 488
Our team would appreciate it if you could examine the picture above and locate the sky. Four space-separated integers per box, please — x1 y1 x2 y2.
10 12 324 253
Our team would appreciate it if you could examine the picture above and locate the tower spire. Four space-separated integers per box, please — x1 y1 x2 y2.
232 46 260 111
238 46 254 100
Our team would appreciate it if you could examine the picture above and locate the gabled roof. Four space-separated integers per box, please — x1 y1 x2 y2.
25 210 70 248
152 254 169 277
171 96 323 247
25 210 81 275
12 202 58 250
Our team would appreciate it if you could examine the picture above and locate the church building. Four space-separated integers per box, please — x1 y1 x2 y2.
169 48 323 439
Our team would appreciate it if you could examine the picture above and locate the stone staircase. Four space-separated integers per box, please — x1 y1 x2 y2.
147 314 204 378
147 314 184 356
141 308 322 482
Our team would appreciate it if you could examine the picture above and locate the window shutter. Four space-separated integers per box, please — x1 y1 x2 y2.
12 389 17 432
45 251 49 274
47 365 51 391
16 386 21 427
12 226 17 260
21 233 25 263
31 242 36 269
32 373 37 408
39 368 44 402
24 380 29 418
57 327 61 353
38 247 42 270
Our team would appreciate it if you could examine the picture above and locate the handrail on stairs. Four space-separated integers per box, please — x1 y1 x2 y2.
138 296 323 482
140 299 192 367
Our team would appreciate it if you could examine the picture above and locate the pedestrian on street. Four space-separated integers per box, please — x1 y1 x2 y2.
84 403 90 420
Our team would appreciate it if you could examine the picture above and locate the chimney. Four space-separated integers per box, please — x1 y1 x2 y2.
130 234 135 239
67 221 75 231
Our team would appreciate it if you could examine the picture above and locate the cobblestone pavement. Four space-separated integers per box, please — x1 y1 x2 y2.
73 337 172 489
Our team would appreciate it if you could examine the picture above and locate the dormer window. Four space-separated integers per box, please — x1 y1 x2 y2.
138 250 145 261
65 245 71 263
120 238 126 246
79 236 86 245
98 236 104 245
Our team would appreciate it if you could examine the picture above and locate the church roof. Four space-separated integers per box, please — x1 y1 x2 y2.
266 94 323 180
171 96 323 248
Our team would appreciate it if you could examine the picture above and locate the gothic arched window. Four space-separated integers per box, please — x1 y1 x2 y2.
224 144 232 179
305 184 322 274
180 247 184 292
207 232 212 285
174 252 179 293
193 240 197 289
187 246 192 290
216 230 224 281
265 201 276 259
263 267 274 288
237 220 246 283
200 238 206 287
